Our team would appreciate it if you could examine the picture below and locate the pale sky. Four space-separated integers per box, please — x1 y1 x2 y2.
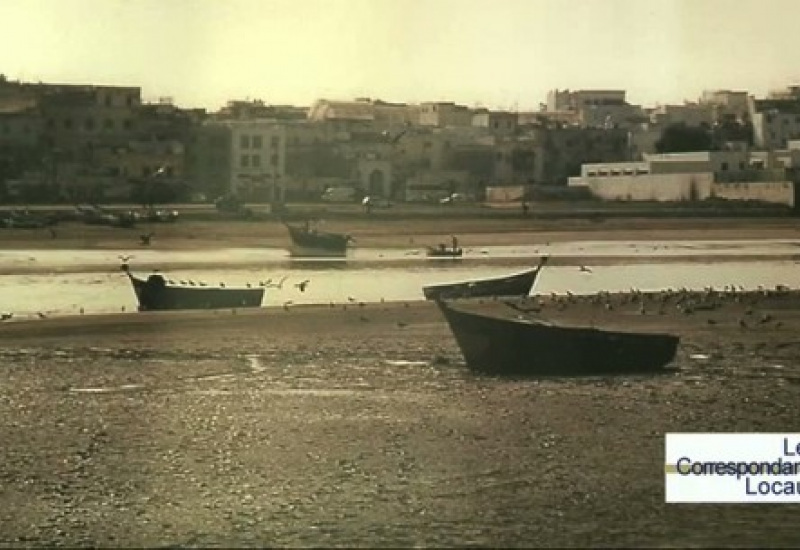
1 0 799 111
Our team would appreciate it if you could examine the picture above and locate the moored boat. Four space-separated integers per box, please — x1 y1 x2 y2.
436 300 679 376
426 235 463 258
425 245 463 258
121 264 265 311
422 256 549 300
283 221 352 256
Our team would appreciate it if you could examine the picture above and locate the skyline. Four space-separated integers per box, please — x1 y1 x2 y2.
2 0 800 111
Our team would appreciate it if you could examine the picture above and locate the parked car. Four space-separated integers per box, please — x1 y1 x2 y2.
143 209 179 223
439 192 474 205
362 195 392 209
321 186 358 202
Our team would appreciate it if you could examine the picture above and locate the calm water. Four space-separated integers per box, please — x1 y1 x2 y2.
1 239 799 319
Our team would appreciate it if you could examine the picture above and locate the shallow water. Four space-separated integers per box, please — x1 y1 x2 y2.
1 239 799 319
2 237 800 270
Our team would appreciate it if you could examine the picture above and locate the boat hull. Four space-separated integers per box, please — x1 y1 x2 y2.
128 274 264 311
423 262 546 300
426 246 462 258
437 302 679 376
284 223 350 254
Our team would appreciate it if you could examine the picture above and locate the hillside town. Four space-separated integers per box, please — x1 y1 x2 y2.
1 74 799 209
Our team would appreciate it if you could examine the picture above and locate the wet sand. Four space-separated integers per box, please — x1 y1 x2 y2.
1 288 800 547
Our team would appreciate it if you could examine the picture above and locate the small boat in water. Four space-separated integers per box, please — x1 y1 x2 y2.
284 220 353 256
426 235 462 258
121 264 265 311
422 256 549 300
436 301 679 376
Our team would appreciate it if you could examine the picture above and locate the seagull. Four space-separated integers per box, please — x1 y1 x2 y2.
118 254 133 263
0 312 13 321
283 300 293 311
37 312 47 319
579 265 593 273
295 280 310 292
347 296 356 303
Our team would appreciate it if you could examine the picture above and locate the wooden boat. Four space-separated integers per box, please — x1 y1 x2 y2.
426 235 463 258
121 264 264 311
284 221 352 256
436 301 679 376
422 257 549 300
426 244 463 258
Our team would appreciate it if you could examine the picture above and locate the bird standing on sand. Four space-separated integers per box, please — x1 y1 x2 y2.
295 280 310 292
1 312 13 321
579 265 593 273
37 312 47 319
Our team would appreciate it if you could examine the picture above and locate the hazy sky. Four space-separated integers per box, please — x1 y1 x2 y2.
1 0 799 111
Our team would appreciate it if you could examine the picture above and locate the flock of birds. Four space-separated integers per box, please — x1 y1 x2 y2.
508 279 794 330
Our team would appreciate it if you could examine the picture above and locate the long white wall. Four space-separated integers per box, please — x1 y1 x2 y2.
711 181 795 207
570 172 795 206
575 173 714 202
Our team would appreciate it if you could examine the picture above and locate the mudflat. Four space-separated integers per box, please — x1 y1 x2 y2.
1 213 800 547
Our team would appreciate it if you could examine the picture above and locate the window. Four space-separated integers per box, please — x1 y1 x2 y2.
720 162 729 171
241 154 250 167
252 135 263 148
104 119 114 130
241 135 250 149
271 136 280 148
270 154 279 167
252 154 261 167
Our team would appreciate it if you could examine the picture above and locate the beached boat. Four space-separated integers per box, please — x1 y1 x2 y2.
426 235 463 258
121 264 264 311
284 221 352 256
422 257 549 300
426 245 463 258
436 301 679 376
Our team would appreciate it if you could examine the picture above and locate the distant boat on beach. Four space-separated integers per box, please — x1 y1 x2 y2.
121 263 265 311
422 256 549 301
425 235 463 258
283 220 353 257
435 300 680 376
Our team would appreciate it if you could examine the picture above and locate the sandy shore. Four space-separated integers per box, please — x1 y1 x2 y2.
2 212 800 546
1 289 800 547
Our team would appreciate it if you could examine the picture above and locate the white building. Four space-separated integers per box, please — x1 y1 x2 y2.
569 151 794 206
